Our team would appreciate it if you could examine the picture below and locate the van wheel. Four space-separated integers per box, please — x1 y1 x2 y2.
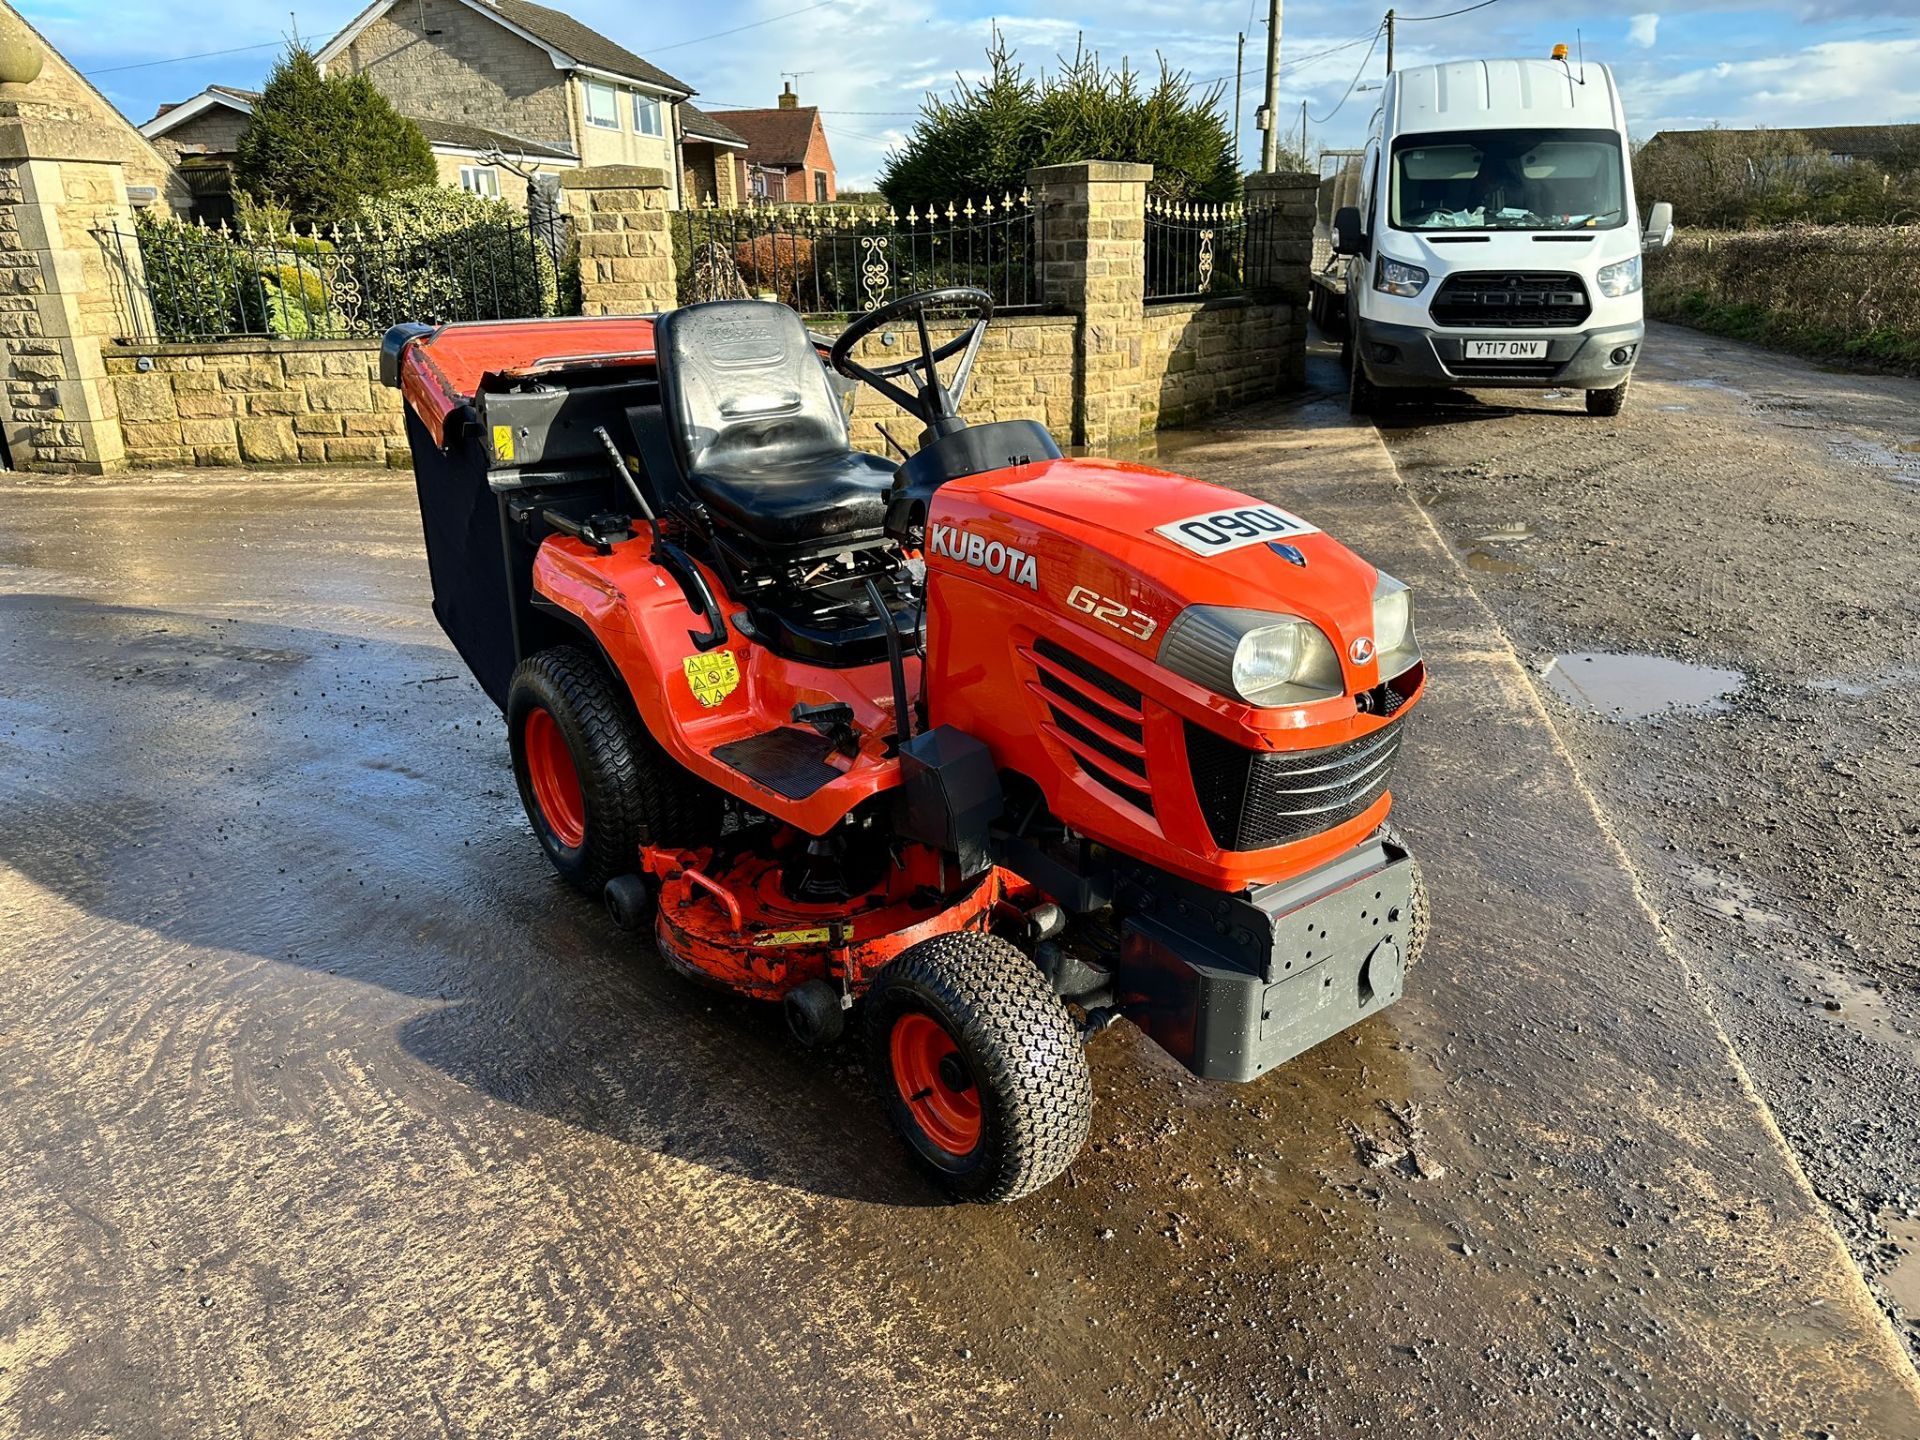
508 645 723 895
1585 381 1629 417
1350 338 1388 417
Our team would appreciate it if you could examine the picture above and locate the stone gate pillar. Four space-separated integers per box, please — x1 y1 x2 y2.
1242 169 1317 389
1031 160 1152 449
0 108 134 470
561 165 676 316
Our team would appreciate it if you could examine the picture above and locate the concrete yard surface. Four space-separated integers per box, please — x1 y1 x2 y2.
2 377 1918 1436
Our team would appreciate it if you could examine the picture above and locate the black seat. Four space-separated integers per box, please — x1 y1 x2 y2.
653 300 895 553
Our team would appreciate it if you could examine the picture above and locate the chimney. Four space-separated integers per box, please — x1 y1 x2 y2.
778 81 798 110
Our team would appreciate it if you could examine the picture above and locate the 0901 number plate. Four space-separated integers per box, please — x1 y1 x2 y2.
1153 503 1321 556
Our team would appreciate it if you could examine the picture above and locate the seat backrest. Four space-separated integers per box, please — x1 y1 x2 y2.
656 300 850 477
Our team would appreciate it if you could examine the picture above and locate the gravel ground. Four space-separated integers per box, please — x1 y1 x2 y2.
1374 320 1920 1358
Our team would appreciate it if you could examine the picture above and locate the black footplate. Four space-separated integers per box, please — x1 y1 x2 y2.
713 727 844 800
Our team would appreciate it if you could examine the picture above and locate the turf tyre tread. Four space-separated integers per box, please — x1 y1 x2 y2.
867 933 1092 1203
1378 821 1430 969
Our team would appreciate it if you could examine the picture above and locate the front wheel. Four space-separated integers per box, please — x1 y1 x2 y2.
865 934 1091 1203
1349 336 1389 417
1585 381 1629 417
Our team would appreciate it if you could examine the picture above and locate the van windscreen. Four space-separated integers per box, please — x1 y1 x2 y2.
1390 128 1626 231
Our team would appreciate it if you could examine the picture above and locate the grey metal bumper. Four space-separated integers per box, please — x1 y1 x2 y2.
1357 316 1644 391
1115 837 1416 1083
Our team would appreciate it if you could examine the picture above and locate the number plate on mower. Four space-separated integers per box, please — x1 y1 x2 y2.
1154 504 1320 556
1464 339 1548 359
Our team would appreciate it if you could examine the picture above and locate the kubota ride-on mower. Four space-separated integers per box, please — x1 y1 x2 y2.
383 288 1427 1202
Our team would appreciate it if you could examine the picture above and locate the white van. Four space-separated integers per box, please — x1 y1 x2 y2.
1329 54 1673 417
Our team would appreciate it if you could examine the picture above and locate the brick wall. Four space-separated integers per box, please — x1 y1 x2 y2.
105 342 406 468
337 0 572 150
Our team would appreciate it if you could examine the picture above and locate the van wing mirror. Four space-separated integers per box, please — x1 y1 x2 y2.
1641 201 1674 255
1331 205 1368 258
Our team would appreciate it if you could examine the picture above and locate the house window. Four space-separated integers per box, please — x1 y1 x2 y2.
814 171 827 203
584 80 620 130
633 93 663 137
459 165 501 198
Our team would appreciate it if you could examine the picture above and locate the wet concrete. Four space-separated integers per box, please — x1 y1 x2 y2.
1374 319 1920 1368
2 408 1918 1435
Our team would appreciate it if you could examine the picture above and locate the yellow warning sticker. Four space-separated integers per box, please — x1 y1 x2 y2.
752 926 838 948
682 650 741 709
491 424 516 462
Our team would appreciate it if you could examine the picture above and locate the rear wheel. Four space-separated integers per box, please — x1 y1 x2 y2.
508 645 723 895
1585 381 1629 417
866 934 1091 1203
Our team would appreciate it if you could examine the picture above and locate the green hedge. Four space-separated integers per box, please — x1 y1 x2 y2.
1647 226 1920 375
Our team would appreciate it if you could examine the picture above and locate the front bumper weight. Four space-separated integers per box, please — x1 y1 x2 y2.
1114 837 1417 1082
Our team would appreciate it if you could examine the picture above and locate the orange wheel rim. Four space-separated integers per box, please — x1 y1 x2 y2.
889 1011 981 1156
524 707 586 849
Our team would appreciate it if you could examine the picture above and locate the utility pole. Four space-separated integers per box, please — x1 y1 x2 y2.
1385 8 1395 74
1259 0 1283 172
1299 100 1308 166
1233 32 1245 170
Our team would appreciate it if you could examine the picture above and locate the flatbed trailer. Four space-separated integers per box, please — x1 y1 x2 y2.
1307 149 1365 339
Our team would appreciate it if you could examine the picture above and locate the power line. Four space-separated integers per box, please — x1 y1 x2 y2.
85 36 311 75
652 1 839 54
1308 23 1383 124
1396 0 1501 20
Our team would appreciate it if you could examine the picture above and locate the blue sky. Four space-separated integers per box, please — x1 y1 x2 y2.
31 0 1920 189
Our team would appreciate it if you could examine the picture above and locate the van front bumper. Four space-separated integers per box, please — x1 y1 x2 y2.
1356 318 1645 390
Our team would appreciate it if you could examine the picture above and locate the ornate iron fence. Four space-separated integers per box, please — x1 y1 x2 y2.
1145 197 1283 301
674 191 1046 316
96 211 570 343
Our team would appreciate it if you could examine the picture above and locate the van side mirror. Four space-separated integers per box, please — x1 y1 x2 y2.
1331 205 1368 258
1641 201 1674 255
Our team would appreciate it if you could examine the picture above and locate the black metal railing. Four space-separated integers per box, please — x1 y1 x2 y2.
1145 198 1286 302
674 192 1045 317
97 212 571 343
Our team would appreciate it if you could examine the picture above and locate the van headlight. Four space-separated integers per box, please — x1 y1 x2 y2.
1373 255 1430 297
1372 573 1420 678
1596 254 1642 298
1159 606 1345 707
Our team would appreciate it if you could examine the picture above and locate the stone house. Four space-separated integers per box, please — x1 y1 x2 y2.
317 0 713 208
712 84 837 204
142 0 746 212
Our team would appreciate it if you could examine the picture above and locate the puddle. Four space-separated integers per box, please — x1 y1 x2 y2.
1878 1211 1920 1319
1472 522 1535 543
1812 968 1920 1069
1656 403 1692 412
1464 549 1529 574
1542 652 1744 719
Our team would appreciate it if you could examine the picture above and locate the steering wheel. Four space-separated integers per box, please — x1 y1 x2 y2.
829 287 994 432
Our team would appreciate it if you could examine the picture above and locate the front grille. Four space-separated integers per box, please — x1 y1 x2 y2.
1430 271 1590 329
1032 637 1154 814
1186 720 1403 851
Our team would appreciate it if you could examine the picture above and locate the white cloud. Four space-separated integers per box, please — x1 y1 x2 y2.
1628 13 1661 48
1627 36 1920 131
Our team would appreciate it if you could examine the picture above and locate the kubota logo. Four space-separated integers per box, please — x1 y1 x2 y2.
928 524 1039 590
1350 636 1376 664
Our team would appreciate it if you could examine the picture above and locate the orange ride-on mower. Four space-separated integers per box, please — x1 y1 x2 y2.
382 288 1428 1202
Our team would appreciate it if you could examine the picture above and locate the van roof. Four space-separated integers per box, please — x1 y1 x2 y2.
1389 59 1622 135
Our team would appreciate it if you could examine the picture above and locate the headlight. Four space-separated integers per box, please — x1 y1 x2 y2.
1372 573 1420 678
1159 606 1344 707
1596 254 1642 298
1373 255 1429 297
